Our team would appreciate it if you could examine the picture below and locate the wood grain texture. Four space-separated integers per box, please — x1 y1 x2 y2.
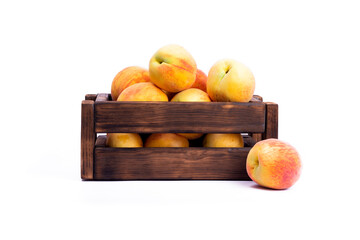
94 137 251 180
81 100 95 180
249 95 263 143
85 94 97 101
94 101 266 133
263 102 278 139
251 133 263 143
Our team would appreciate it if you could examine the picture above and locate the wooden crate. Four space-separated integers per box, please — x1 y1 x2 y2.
81 93 278 180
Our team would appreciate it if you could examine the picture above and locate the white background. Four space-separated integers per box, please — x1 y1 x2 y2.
1 0 359 239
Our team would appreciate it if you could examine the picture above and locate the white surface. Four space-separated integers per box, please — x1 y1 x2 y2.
1 0 359 239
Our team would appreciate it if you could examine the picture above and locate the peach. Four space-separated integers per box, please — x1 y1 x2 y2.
117 82 168 101
106 133 143 148
191 69 208 92
170 88 211 102
207 59 255 102
149 44 197 92
111 66 150 101
203 134 244 147
246 139 302 190
171 88 211 140
145 133 189 147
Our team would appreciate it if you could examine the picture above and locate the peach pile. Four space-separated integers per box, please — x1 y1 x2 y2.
106 44 301 189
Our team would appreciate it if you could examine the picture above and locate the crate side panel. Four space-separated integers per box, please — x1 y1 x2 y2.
94 102 265 133
94 147 251 180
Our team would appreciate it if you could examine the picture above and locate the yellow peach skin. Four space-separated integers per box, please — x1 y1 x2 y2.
171 88 211 102
117 82 168 102
246 139 302 190
149 44 197 93
145 133 189 147
106 133 143 148
111 66 150 101
207 59 255 102
191 69 208 92
171 88 211 140
203 134 244 147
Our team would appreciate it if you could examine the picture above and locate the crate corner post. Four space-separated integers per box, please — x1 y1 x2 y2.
263 102 278 139
81 99 96 180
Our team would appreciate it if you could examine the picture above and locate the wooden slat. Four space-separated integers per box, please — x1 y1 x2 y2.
263 102 278 139
94 101 266 133
81 100 95 180
94 146 251 180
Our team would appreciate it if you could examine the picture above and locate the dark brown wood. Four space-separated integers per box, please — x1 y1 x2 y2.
94 136 251 180
249 96 270 142
247 95 264 143
81 100 95 180
85 94 97 101
251 133 263 143
95 93 110 102
249 94 265 143
263 102 278 139
94 101 265 133
243 135 257 147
